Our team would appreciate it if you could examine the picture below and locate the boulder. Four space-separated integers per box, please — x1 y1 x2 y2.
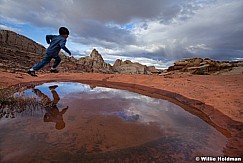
147 66 160 74
113 59 148 74
113 59 122 67
168 65 185 71
174 58 203 67
174 60 188 66
235 62 243 67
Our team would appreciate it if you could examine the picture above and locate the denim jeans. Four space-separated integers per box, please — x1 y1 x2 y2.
32 54 61 71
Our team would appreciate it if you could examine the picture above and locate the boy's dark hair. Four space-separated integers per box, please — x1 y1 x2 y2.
59 27 69 35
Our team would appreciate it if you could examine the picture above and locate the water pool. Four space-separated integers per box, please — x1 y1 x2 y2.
0 82 227 162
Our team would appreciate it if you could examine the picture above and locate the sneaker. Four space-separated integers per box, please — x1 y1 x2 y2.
27 70 37 77
49 85 58 90
50 69 59 73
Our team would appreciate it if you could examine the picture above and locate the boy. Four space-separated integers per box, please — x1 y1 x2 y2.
27 27 71 76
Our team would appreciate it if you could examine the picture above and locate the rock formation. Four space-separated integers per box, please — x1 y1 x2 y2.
77 49 113 73
168 58 243 74
2 29 241 75
113 59 146 74
0 30 45 55
113 59 161 74
0 30 43 70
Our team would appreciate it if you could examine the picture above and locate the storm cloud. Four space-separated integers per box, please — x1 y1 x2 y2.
0 0 242 68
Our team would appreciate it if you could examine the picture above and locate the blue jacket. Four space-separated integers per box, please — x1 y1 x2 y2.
45 35 71 56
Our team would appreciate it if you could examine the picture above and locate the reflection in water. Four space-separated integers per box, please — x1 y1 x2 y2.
0 82 227 162
32 85 68 130
0 87 43 119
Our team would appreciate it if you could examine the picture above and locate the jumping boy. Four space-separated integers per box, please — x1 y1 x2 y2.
27 27 71 76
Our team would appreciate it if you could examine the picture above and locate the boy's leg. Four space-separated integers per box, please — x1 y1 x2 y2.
32 54 52 71
52 55 61 69
28 54 52 76
50 90 60 105
50 55 61 73
32 88 51 105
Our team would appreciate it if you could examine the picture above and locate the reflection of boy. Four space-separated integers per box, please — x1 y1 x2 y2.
44 106 68 130
33 85 68 130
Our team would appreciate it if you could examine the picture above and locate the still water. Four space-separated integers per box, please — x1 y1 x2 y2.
0 82 226 162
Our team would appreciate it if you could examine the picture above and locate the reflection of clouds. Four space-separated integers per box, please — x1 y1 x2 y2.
22 82 186 127
123 98 185 128
88 88 184 127
50 82 91 97
126 102 166 123
23 82 91 99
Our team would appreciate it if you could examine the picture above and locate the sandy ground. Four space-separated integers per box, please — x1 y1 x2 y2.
0 70 243 156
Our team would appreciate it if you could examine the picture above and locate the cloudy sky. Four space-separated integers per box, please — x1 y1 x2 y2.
1 0 243 68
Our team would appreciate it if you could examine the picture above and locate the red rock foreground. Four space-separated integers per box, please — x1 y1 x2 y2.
0 70 242 156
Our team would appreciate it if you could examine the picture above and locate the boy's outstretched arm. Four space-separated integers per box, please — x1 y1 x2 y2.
46 35 54 44
60 39 71 55
60 106 69 114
